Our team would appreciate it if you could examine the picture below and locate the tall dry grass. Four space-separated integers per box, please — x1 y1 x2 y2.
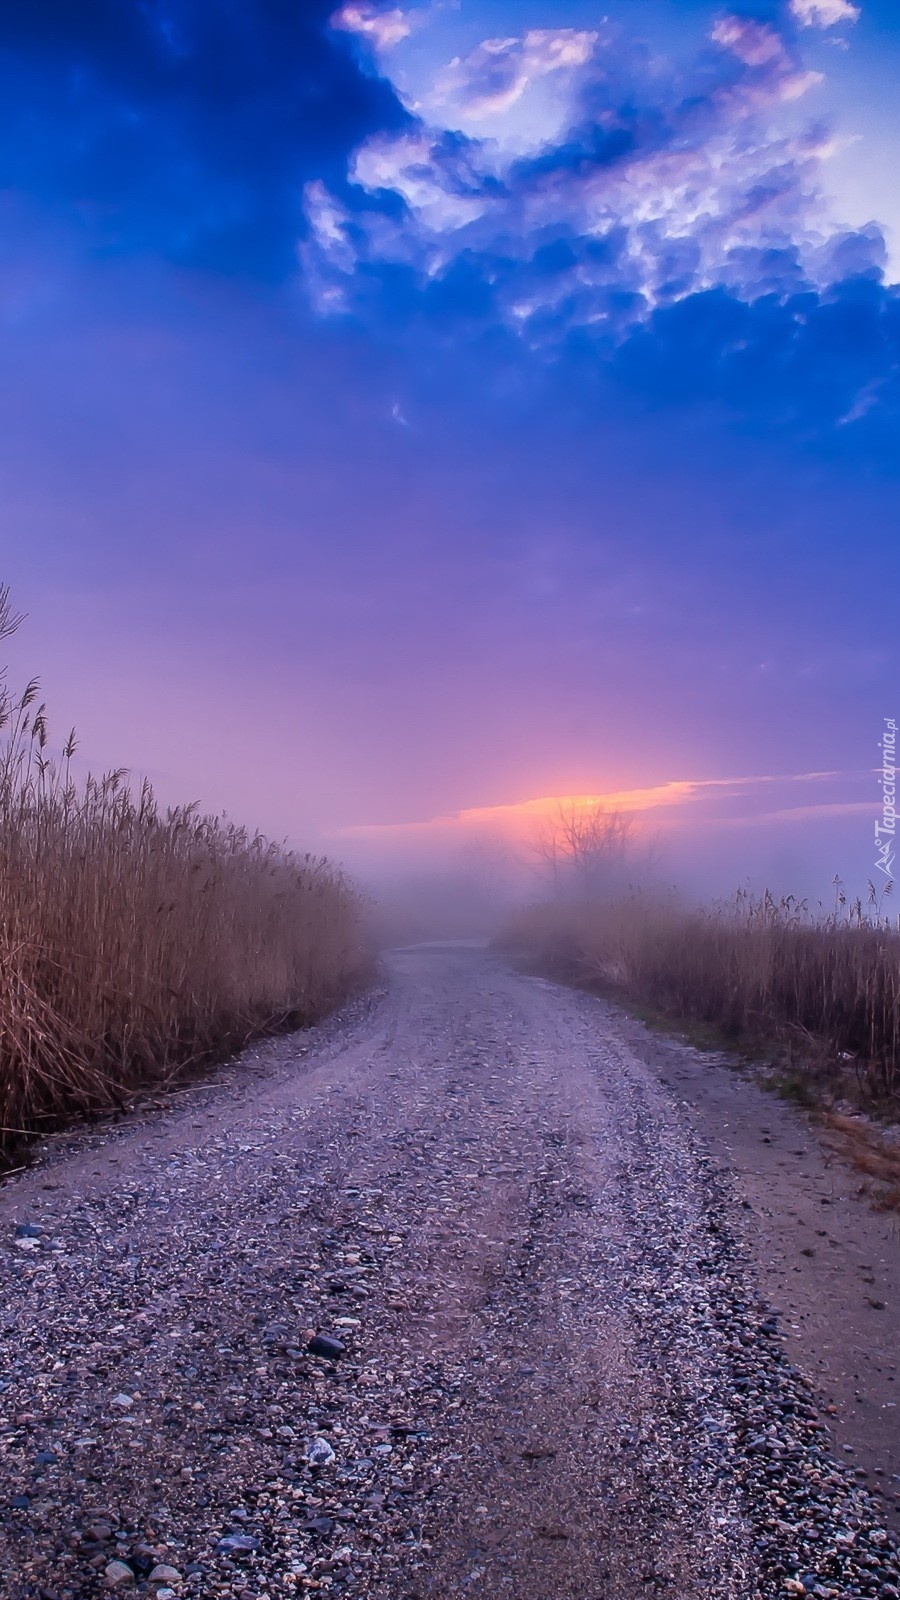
0 589 370 1154
503 886 900 1106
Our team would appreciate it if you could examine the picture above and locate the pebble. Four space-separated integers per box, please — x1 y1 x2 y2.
306 1333 346 1360
104 1560 136 1588
306 1437 337 1466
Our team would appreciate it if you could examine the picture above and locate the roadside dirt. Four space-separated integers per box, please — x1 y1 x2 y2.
604 999 900 1518
0 946 897 1600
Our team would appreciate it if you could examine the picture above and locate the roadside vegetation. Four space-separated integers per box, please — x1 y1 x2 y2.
0 589 370 1159
502 803 900 1129
504 887 900 1104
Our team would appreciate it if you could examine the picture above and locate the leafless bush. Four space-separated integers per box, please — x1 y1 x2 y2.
533 802 637 896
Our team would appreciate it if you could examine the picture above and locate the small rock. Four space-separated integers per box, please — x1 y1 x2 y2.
302 1517 334 1536
306 1437 336 1467
216 1534 260 1554
111 1393 134 1410
104 1561 135 1588
86 1521 114 1541
148 1565 182 1584
307 1334 346 1360
14 1223 43 1239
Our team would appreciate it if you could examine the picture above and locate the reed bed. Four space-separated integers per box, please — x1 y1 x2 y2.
502 886 900 1108
0 590 370 1156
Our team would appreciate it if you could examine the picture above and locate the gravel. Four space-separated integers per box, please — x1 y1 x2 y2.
0 945 897 1598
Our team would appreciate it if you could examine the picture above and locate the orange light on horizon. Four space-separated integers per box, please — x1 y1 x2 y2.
337 768 856 845
338 781 702 841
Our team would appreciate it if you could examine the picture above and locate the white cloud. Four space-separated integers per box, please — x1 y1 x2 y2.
778 68 825 101
332 3 411 52
790 0 861 28
711 17 822 103
430 27 598 122
711 17 787 68
303 4 885 345
300 181 375 315
329 97 836 327
302 181 356 273
353 132 486 233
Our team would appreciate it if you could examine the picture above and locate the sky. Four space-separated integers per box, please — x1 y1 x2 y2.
1 0 899 902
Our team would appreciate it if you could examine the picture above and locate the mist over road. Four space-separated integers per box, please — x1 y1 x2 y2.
1 947 898 1599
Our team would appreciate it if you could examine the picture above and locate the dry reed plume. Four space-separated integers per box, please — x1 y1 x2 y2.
0 588 370 1157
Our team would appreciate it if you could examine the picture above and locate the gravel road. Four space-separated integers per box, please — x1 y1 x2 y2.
1 945 899 1600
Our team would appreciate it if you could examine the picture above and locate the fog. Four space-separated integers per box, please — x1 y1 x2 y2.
349 801 885 948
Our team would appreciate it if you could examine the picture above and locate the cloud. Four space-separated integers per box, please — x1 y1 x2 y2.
332 3 412 52
710 13 824 99
13 0 889 442
428 28 599 123
711 16 788 68
342 783 700 840
352 131 489 232
720 801 874 826
790 0 861 28
0 0 407 277
296 3 900 439
341 771 861 842
306 11 844 325
607 270 900 446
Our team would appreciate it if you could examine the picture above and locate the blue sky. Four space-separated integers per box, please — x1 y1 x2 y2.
1 0 898 898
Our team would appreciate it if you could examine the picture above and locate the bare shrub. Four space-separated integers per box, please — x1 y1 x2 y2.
0 589 370 1153
533 802 637 896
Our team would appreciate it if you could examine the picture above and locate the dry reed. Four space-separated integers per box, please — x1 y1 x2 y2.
503 885 900 1108
0 588 370 1155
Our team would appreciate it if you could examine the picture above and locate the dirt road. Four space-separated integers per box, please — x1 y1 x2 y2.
1 946 898 1599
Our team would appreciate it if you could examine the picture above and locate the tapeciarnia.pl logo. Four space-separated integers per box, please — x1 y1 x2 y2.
875 717 897 879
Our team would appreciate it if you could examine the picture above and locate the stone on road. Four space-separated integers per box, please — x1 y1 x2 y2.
0 946 897 1599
